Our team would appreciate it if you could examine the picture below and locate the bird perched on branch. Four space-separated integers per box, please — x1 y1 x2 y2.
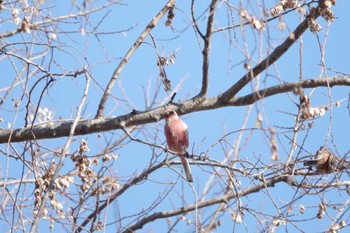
303 147 339 174
164 108 193 182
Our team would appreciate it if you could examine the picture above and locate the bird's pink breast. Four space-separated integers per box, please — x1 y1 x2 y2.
164 116 189 154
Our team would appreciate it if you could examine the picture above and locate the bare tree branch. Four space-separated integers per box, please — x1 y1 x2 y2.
95 0 177 118
220 6 321 102
1 76 348 144
0 1 118 38
232 76 350 106
122 175 289 232
195 0 218 98
0 179 35 187
76 160 167 232
29 70 90 233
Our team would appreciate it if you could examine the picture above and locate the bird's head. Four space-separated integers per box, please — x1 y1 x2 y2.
165 109 177 118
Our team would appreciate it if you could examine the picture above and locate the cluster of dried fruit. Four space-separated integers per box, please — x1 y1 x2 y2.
270 0 336 33
239 9 265 32
34 159 72 219
299 93 328 121
33 139 119 228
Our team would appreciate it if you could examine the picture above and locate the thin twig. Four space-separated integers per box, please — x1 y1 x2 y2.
220 6 321 102
29 69 90 233
95 0 177 118
195 0 218 98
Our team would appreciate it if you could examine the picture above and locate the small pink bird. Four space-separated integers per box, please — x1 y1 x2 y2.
164 109 193 182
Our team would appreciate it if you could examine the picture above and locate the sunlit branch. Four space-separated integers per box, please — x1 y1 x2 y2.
195 0 218 98
29 69 90 233
1 76 349 144
122 174 289 232
220 6 321 102
75 160 167 232
231 76 350 106
95 0 177 118
0 1 117 38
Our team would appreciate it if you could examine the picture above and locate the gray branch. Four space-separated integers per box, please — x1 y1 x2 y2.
0 76 349 144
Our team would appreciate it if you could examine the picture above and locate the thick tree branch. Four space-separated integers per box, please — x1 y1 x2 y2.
232 76 350 106
95 0 177 118
0 76 349 144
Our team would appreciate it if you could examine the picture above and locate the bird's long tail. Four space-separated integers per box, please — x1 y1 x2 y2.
180 156 193 182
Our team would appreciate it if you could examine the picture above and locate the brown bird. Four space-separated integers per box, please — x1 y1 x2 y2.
303 147 339 174
164 109 193 182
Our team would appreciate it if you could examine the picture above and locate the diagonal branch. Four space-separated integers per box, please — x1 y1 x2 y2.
220 7 320 102
75 160 167 232
230 76 350 106
122 175 288 232
95 0 177 118
124 170 350 232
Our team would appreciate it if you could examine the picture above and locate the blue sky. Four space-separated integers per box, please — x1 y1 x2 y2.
1 0 350 232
